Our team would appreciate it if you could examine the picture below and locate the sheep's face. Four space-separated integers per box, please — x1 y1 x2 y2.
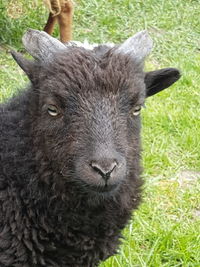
12 31 180 198
30 49 144 196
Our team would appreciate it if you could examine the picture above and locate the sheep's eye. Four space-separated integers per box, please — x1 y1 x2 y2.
132 106 141 116
47 105 59 116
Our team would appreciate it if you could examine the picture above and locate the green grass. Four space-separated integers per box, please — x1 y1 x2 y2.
0 0 200 266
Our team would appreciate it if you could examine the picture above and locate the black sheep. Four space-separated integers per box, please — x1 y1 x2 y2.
0 30 180 267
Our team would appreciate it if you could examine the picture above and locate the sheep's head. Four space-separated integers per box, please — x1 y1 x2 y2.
12 30 180 198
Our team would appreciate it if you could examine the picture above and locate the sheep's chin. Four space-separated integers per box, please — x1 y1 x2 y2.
86 188 120 206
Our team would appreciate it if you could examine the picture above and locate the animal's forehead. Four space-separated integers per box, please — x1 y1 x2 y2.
40 47 145 98
46 46 143 74
51 47 100 69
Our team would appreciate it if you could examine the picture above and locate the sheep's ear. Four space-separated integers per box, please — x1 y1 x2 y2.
145 68 181 97
11 51 36 81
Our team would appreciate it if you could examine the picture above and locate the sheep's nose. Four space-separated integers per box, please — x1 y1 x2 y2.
90 160 117 182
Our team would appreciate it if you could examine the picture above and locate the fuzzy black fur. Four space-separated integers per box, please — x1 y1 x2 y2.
0 46 180 267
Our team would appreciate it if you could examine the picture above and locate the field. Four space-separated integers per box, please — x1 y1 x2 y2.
0 0 200 266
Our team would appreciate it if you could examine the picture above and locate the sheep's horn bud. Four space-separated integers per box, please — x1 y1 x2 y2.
22 29 66 61
116 30 153 63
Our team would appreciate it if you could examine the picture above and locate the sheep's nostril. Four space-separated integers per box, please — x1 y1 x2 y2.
90 160 117 181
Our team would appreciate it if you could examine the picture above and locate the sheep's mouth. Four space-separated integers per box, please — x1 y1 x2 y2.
88 183 119 194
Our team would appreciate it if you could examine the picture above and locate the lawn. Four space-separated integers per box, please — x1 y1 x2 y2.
0 0 200 266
